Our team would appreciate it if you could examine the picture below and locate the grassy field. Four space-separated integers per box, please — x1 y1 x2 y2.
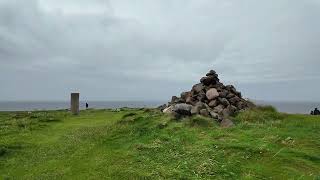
0 107 319 179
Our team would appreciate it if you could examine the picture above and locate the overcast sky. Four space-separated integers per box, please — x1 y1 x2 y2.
0 0 320 102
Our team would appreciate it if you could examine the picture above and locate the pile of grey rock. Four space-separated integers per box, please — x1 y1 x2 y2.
161 70 254 127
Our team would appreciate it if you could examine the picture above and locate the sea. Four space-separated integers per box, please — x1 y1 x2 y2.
0 100 319 114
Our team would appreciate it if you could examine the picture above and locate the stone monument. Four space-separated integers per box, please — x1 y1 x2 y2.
71 92 80 115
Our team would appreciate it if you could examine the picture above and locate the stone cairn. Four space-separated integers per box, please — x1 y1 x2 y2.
160 70 254 127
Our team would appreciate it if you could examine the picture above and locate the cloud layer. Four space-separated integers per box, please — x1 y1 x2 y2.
1 0 320 101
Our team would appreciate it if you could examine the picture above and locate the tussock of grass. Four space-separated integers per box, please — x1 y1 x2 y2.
0 147 7 157
186 115 217 127
122 112 137 118
235 105 286 123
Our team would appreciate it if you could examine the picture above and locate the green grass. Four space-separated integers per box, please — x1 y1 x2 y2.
0 107 319 179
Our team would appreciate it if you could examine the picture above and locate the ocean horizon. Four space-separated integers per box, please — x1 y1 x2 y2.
0 100 319 114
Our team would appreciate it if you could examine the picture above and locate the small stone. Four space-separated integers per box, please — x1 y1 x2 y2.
219 90 228 98
174 98 185 104
158 104 167 111
220 118 234 128
229 96 240 104
222 105 237 117
209 111 219 119
206 70 217 76
226 93 235 99
186 96 193 104
163 106 173 113
191 106 200 115
236 91 242 98
219 98 230 106
200 109 210 117
208 100 218 107
206 88 219 100
200 76 217 86
225 85 234 91
171 96 178 103
192 83 204 94
180 91 190 100
197 93 207 101
213 105 224 114
195 101 206 110
237 101 246 110
230 105 238 114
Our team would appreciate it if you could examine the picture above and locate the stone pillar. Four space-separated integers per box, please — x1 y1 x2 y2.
71 93 80 115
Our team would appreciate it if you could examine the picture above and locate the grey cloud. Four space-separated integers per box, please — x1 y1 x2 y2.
0 0 320 101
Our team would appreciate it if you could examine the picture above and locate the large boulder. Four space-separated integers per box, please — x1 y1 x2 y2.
206 88 219 100
172 103 193 116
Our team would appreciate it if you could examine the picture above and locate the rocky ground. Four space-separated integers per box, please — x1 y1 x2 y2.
160 70 254 127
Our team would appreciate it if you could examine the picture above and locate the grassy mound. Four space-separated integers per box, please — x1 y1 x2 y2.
0 108 319 179
235 105 285 123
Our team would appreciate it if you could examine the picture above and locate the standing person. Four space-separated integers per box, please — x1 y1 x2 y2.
86 102 89 109
314 108 320 115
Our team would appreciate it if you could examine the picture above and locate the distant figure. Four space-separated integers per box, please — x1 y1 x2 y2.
86 103 89 109
311 111 314 115
313 108 320 115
